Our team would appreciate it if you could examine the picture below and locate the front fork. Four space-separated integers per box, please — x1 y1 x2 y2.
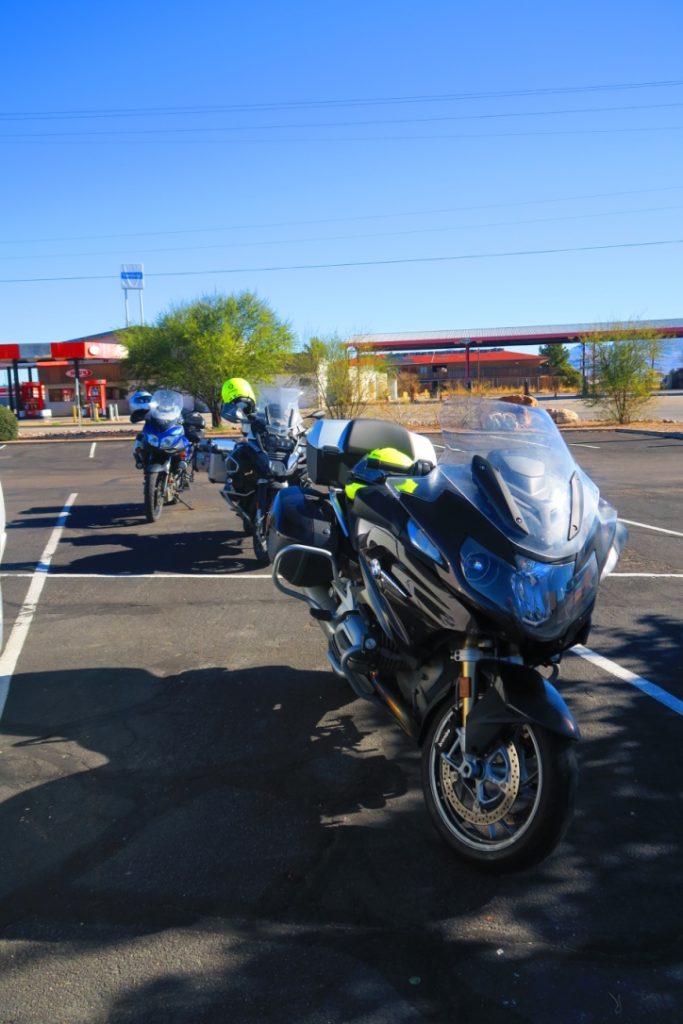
458 636 477 726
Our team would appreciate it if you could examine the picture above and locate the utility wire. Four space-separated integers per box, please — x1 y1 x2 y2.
0 238 680 285
2 78 683 120
2 184 682 247
7 124 683 144
2 99 683 137
3 203 682 264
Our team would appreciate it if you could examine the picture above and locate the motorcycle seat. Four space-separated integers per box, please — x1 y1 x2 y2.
307 418 436 487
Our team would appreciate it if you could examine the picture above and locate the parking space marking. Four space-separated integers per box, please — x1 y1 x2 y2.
607 572 683 578
0 493 77 720
0 572 273 579
89 442 96 458
618 518 683 538
573 644 683 716
569 442 601 449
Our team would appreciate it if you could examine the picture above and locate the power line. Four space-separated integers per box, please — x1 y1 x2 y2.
0 237 680 284
2 99 683 138
1 184 683 247
6 124 683 145
2 78 683 121
2 184 682 248
3 203 683 264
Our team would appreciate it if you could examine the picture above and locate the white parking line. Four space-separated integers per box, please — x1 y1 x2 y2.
0 493 77 720
618 518 683 538
0 572 273 579
569 442 601 449
572 644 683 716
607 573 683 578
89 442 97 458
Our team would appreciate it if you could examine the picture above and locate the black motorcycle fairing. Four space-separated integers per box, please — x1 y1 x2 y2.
225 441 270 495
463 661 580 756
350 507 479 644
396 479 610 652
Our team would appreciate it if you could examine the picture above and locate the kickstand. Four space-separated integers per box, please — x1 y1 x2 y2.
177 494 194 510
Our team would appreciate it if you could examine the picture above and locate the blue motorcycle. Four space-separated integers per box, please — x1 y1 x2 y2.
130 389 204 522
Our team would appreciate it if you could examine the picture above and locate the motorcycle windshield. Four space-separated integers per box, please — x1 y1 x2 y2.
149 389 184 427
257 387 303 434
437 397 601 560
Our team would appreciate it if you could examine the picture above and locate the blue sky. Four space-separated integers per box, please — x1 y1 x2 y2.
2 0 682 349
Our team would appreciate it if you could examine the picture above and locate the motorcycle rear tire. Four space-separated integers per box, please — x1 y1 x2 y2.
144 474 165 522
421 701 577 872
252 508 270 566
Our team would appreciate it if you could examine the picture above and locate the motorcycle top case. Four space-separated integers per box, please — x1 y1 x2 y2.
268 488 337 586
182 411 205 443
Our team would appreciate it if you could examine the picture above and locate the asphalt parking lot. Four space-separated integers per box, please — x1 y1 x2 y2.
0 431 681 1024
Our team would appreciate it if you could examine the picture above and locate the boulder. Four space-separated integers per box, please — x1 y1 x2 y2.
499 394 539 407
547 407 580 424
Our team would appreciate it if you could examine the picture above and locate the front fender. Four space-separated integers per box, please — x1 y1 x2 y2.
464 662 580 755
146 461 171 475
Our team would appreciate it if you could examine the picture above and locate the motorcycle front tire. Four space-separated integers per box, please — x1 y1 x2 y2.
144 473 165 522
421 700 577 872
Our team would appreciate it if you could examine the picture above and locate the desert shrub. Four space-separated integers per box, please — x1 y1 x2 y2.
0 404 18 440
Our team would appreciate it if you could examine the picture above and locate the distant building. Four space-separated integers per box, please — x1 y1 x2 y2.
0 331 128 416
352 319 683 393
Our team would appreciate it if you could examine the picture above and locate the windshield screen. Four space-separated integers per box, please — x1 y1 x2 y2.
257 387 303 433
437 398 599 558
149 389 184 426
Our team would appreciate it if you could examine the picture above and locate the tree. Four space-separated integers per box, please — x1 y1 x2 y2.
580 322 663 424
0 404 18 441
538 342 581 394
296 335 386 419
123 292 294 426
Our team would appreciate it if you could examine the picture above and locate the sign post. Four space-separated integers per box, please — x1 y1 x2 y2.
120 264 145 326
73 359 82 421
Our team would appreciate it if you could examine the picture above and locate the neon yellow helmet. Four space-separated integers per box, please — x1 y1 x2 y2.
221 377 255 405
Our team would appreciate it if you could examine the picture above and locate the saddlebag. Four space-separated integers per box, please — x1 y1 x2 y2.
268 488 337 586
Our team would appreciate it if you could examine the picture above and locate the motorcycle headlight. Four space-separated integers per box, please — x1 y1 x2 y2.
146 434 160 447
511 556 575 626
459 538 598 636
160 435 179 449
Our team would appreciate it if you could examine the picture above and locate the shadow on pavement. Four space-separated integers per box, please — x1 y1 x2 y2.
0 656 680 1023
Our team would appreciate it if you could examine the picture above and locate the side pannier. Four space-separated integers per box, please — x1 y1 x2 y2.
267 488 338 586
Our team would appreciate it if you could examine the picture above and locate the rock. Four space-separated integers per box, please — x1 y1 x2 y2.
547 407 580 424
499 394 539 407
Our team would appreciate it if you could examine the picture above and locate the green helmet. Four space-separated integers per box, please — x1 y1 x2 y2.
221 377 255 405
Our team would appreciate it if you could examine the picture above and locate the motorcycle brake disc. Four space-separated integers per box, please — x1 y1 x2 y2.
440 740 521 826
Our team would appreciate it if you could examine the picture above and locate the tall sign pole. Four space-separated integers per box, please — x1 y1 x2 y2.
120 264 145 325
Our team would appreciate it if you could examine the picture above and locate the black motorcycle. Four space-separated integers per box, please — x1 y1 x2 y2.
131 390 205 522
267 398 626 871
219 387 308 564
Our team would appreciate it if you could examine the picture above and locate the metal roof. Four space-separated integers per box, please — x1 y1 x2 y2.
351 318 683 351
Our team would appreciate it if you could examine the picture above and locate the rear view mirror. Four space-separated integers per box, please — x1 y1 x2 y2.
130 409 148 424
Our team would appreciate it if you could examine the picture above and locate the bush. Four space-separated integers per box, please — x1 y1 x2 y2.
0 404 18 440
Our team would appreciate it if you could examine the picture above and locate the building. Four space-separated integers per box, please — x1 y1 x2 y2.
0 331 129 417
351 319 683 393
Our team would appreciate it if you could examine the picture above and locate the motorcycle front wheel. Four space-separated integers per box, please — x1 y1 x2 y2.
421 702 577 872
252 508 270 565
144 473 165 522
